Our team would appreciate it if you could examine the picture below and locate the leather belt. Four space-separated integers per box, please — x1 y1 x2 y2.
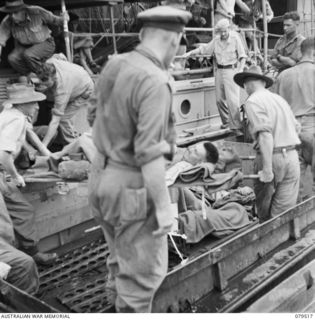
217 63 237 69
257 145 297 155
273 145 297 153
107 158 141 172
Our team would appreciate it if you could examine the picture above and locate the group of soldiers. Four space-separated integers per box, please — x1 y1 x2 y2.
0 0 314 314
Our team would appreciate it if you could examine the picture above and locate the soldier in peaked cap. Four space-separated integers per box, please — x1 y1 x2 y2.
89 6 191 313
234 65 301 222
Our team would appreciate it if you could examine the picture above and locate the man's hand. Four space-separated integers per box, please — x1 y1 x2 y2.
258 169 274 183
12 174 26 188
153 205 175 237
295 121 302 135
28 150 38 161
61 11 70 22
183 51 192 59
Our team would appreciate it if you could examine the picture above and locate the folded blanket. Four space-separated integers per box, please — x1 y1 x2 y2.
213 186 255 209
21 156 61 182
178 202 250 243
177 162 216 184
175 168 243 195
166 161 193 187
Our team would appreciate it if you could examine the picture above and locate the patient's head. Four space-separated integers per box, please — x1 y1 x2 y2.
183 141 219 165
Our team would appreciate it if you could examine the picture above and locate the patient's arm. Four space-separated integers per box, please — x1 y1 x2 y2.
51 133 97 162
26 127 51 157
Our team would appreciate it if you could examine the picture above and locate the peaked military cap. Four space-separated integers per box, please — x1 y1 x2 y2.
137 6 192 33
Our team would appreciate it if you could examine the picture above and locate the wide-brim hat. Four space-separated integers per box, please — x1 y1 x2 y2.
234 65 274 88
0 0 26 13
3 83 46 108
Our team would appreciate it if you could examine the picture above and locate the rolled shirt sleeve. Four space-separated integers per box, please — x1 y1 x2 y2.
266 1 274 20
199 40 215 56
235 32 247 60
0 117 25 153
271 38 281 59
244 101 273 140
37 6 63 26
289 38 304 62
134 78 172 166
51 83 71 117
0 16 12 47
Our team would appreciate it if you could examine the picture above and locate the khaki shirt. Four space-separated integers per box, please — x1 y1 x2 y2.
215 0 236 16
275 61 315 117
271 34 305 70
92 45 175 168
239 0 274 23
0 6 63 46
0 108 26 158
244 88 300 149
46 58 94 117
198 31 247 66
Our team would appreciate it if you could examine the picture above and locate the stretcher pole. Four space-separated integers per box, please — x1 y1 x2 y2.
61 0 72 62
210 0 215 38
109 5 117 54
261 0 268 71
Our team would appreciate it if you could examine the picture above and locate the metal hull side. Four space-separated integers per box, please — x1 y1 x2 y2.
22 181 96 252
246 259 315 312
151 197 315 312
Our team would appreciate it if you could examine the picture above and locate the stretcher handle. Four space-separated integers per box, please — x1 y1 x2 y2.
24 177 63 183
243 174 259 180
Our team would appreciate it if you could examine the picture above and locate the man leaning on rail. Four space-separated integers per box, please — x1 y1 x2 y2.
270 11 305 73
88 6 191 313
184 18 247 133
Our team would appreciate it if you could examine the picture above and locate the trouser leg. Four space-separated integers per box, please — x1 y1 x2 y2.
92 167 168 313
270 151 300 217
312 133 315 194
223 69 242 130
215 69 229 126
88 164 118 305
0 240 39 294
254 155 275 222
0 184 15 245
59 118 78 144
3 181 38 255
115 210 168 313
23 37 55 73
298 116 315 197
59 94 92 145
7 45 30 75
298 146 308 200
99 221 118 305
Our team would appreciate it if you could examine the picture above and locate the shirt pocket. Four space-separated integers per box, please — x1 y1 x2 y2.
225 47 237 62
120 187 147 222
29 22 43 33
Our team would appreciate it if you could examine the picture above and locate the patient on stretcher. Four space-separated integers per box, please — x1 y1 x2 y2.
168 141 254 244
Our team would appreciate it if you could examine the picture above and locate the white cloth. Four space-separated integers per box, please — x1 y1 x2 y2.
0 108 26 158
